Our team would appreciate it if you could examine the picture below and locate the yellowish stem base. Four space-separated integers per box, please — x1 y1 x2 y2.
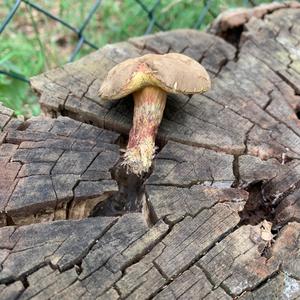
121 136 156 175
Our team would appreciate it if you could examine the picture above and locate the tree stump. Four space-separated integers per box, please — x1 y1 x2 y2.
1 3 300 299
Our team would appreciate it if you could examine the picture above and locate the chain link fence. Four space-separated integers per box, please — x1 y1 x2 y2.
0 0 288 115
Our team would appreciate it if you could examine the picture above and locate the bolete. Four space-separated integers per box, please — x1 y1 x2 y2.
99 53 211 175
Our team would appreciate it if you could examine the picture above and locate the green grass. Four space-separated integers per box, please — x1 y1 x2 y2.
0 0 277 117
0 31 44 116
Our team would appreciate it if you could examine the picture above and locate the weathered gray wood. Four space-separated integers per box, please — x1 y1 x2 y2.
19 266 77 300
115 243 166 299
0 216 115 283
146 184 248 223
0 161 20 226
209 2 300 36
0 103 23 136
78 214 167 278
31 6 300 161
239 272 300 300
276 188 300 225
30 30 253 156
238 155 282 185
0 103 14 133
262 161 300 203
0 115 120 226
0 214 168 297
154 202 243 279
0 281 24 300
154 265 230 300
147 141 236 187
199 223 279 296
271 222 300 279
198 221 300 297
1 3 300 300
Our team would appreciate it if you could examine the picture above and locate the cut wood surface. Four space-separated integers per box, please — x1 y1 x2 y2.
0 114 120 226
1 2 300 299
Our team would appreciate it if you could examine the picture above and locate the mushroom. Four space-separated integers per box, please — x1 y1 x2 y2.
99 53 211 175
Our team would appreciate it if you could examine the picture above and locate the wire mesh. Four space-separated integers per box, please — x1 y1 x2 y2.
0 0 290 84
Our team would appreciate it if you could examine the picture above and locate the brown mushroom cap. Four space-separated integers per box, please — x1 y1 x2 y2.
99 53 211 100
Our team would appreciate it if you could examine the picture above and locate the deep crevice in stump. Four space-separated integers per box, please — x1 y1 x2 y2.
295 105 300 119
218 25 244 48
91 162 155 218
239 181 273 225
2 3 300 299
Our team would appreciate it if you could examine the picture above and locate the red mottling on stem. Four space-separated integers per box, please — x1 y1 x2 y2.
127 87 166 150
99 53 211 174
121 86 166 174
127 122 158 149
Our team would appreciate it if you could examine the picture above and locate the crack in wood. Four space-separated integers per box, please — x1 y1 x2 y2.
1 5 300 299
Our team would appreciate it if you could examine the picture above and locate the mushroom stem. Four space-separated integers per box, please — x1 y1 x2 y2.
122 86 167 175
